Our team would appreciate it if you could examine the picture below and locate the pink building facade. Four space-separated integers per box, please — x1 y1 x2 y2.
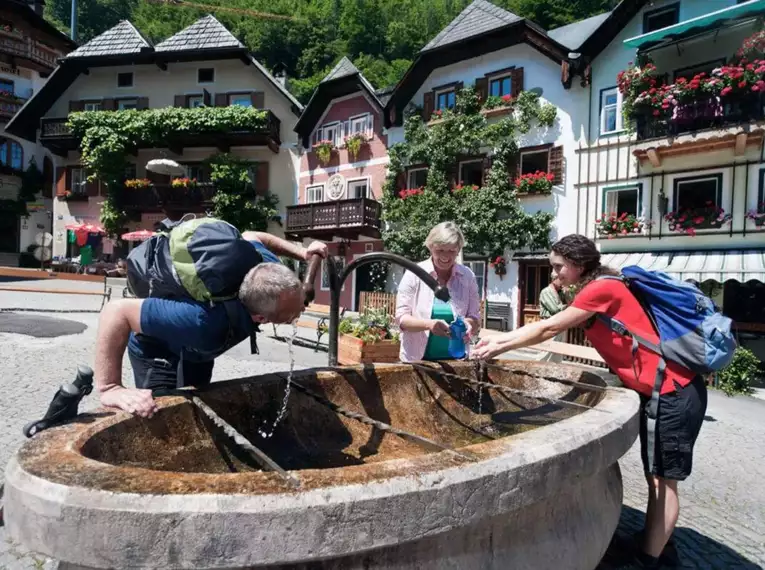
290 58 390 310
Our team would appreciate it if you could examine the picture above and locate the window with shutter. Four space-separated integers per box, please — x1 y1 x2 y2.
603 187 640 217
68 100 84 112
423 91 434 121
174 95 187 108
512 68 524 97
137 97 149 110
475 77 488 103
549 146 563 184
214 93 228 107
250 92 265 108
254 161 269 195
102 99 116 111
55 167 66 197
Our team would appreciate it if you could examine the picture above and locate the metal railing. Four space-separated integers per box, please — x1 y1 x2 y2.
120 182 217 210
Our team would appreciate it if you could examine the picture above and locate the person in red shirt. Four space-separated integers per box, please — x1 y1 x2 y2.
474 234 707 570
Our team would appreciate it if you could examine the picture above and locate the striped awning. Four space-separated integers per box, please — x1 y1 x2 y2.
601 250 765 283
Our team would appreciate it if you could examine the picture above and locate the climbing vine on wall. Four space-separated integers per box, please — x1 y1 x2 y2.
67 106 271 236
382 87 556 261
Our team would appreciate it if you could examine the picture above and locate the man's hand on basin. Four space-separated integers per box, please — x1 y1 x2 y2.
100 386 159 418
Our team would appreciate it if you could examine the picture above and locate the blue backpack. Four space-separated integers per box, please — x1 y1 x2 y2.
598 266 736 472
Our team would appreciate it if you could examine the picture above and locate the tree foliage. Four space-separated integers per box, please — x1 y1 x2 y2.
382 88 556 260
46 0 616 102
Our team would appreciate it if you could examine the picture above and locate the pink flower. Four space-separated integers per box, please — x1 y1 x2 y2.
653 110 660 116
722 86 733 96
739 80 748 88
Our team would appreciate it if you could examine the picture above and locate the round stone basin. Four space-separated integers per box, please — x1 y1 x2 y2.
5 360 639 570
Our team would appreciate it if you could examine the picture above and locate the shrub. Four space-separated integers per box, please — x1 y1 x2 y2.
716 347 760 396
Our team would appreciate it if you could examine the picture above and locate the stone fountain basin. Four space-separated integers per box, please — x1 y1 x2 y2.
5 360 639 570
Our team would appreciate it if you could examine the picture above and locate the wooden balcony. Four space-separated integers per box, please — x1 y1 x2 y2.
285 198 382 240
120 183 217 215
0 32 60 72
0 91 26 123
40 111 282 156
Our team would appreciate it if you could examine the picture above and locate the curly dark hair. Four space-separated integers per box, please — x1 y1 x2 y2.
551 234 619 291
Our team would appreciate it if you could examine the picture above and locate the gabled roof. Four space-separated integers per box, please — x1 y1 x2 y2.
66 20 151 59
294 57 382 147
422 0 522 52
8 0 77 51
548 11 611 51
155 14 244 52
577 0 650 58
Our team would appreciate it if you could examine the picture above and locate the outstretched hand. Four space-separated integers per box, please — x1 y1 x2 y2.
471 337 506 360
100 386 158 418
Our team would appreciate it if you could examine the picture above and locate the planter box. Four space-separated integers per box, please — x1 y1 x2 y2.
481 106 512 119
338 334 400 365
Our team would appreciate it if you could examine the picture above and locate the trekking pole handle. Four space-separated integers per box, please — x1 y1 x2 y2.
302 254 322 306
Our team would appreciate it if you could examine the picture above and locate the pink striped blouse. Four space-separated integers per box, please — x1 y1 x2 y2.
395 259 481 362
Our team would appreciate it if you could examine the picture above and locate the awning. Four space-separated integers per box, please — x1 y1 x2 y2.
601 250 765 283
624 0 765 51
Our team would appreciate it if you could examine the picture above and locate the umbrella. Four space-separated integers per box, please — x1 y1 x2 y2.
145 158 185 176
65 223 105 234
121 229 156 242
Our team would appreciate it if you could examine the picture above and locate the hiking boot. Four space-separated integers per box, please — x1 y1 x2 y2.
633 531 680 568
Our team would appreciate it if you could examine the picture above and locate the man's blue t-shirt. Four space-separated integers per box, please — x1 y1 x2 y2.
127 241 281 362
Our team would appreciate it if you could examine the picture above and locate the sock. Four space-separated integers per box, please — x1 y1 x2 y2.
636 550 661 568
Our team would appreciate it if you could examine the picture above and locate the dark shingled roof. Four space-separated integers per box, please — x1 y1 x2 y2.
155 14 244 52
66 20 150 59
322 57 360 83
421 0 522 52
375 86 395 106
548 11 612 50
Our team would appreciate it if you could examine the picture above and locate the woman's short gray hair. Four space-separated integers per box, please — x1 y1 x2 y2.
239 263 302 318
425 221 465 250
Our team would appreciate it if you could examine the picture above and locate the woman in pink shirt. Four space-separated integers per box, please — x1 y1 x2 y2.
395 222 481 362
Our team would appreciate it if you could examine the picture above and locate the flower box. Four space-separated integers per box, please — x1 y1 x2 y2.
515 171 554 195
338 334 400 365
481 106 513 119
747 205 765 227
665 204 731 236
490 255 507 276
596 213 651 238
312 139 337 165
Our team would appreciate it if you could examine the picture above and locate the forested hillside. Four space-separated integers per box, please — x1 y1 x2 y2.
43 0 616 102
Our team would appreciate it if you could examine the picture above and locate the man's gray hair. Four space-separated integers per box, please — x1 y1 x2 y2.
239 263 302 318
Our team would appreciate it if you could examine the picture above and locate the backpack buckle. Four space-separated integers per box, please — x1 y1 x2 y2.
610 320 628 336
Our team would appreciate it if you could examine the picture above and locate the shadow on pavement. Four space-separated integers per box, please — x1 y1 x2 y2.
599 506 762 569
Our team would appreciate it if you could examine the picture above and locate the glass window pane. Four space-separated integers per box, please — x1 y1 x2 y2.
409 169 427 188
520 150 549 175
10 142 22 170
676 178 719 210
525 266 537 305
459 162 483 186
605 93 617 106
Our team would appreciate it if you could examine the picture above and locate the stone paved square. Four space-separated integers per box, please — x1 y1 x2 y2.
1 286 763 569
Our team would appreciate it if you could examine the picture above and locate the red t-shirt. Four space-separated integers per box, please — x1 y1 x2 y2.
571 279 695 396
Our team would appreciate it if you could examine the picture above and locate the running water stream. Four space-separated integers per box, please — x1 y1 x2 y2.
258 321 297 438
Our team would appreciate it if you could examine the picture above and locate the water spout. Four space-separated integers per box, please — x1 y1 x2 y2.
326 252 451 366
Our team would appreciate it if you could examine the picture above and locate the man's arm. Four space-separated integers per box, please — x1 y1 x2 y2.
243 231 326 261
94 299 158 418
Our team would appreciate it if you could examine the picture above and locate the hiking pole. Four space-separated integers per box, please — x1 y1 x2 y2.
408 362 608 414
154 389 300 488
286 378 477 462
23 365 94 438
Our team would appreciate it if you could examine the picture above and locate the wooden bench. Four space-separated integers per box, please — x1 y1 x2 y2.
271 303 346 350
0 267 112 310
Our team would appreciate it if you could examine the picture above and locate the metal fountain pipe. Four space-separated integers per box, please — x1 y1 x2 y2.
327 252 451 366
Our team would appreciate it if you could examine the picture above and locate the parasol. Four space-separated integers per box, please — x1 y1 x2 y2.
121 229 156 242
145 158 185 176
65 223 105 234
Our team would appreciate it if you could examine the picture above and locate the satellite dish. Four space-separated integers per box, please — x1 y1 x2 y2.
35 232 53 247
529 87 544 97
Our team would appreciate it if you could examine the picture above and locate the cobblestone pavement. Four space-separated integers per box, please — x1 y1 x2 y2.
1 284 763 569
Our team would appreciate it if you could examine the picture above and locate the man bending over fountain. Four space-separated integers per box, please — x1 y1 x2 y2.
473 234 708 570
94 231 327 419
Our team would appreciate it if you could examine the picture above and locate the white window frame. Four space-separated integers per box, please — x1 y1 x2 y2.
229 94 252 107
306 184 324 204
117 99 138 110
321 256 346 291
603 186 640 217
70 167 87 194
116 72 133 89
458 159 484 186
463 259 486 299
674 175 722 211
197 67 215 85
600 87 622 135
321 122 341 146
349 113 373 137
435 88 456 111
188 95 205 108
519 149 550 176
407 167 428 189
83 101 102 112
488 74 513 98
347 177 370 199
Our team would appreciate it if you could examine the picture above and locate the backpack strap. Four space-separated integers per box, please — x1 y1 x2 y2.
597 312 665 474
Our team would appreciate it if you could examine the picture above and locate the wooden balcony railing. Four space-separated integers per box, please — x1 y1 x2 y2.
286 198 382 239
636 95 765 140
0 91 26 121
41 118 72 137
120 182 217 212
0 33 60 70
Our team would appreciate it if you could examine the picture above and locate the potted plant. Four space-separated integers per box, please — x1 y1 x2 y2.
747 203 765 227
515 171 554 194
313 139 336 165
490 256 507 277
482 94 515 117
171 177 198 190
596 212 651 238
451 184 479 194
344 132 369 160
337 307 401 365
124 178 152 190
398 187 424 199
664 202 731 236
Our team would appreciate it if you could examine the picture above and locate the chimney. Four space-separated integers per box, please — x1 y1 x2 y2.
29 0 46 16
275 71 287 88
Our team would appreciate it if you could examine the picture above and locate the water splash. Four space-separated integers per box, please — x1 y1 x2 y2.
258 321 297 438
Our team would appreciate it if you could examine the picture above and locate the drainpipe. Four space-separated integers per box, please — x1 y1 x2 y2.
70 0 77 42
